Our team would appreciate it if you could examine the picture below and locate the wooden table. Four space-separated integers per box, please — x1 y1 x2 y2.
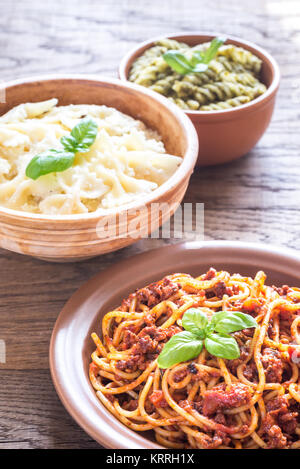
0 0 299 449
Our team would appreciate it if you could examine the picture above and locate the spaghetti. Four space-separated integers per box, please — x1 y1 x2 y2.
89 269 300 449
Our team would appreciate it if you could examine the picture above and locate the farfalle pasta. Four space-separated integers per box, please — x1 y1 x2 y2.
0 99 181 215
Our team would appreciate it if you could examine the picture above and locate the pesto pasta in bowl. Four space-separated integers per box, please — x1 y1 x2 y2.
0 75 198 261
128 38 267 112
119 33 280 166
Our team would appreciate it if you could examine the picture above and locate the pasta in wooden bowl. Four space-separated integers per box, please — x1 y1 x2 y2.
0 75 198 261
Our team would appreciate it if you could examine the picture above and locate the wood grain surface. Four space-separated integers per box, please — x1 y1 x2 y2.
0 0 299 449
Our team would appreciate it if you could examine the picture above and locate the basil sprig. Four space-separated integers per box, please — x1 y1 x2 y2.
157 307 257 368
26 118 98 180
163 36 226 75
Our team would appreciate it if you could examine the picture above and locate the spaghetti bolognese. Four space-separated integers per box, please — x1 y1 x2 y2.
89 269 300 449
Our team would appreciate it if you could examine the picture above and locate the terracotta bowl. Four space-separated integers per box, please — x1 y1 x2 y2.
50 240 300 449
0 75 198 262
119 33 280 166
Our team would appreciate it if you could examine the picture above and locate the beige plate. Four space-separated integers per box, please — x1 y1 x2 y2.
49 240 300 449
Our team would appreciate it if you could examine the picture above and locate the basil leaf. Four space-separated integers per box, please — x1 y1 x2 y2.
214 312 257 335
157 331 203 369
204 311 227 335
209 311 237 328
25 149 75 180
26 117 98 180
209 311 231 331
182 308 208 338
200 36 226 64
61 118 98 153
190 49 204 64
190 61 208 73
163 36 226 75
163 51 195 74
163 51 208 74
189 52 209 72
205 333 240 359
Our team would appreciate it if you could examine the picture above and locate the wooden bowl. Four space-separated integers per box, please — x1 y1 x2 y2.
50 240 300 448
0 75 198 262
119 33 280 166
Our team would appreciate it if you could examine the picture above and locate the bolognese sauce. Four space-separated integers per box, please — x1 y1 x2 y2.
89 269 300 449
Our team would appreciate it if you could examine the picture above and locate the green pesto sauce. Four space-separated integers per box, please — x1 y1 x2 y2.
129 39 267 111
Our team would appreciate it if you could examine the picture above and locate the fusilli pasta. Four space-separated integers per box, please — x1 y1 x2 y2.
129 38 267 111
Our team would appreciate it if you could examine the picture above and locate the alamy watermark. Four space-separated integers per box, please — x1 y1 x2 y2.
292 79 300 105
290 345 300 365
0 339 6 364
96 203 204 241
0 81 6 104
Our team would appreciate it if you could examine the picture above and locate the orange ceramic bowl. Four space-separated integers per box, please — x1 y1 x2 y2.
119 33 280 166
